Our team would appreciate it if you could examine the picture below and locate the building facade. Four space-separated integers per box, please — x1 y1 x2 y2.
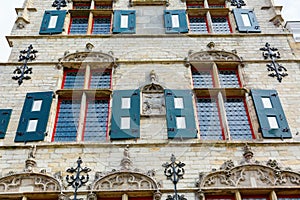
0 0 300 199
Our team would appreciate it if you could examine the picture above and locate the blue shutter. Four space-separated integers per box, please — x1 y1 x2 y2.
164 10 188 33
251 89 291 138
112 10 136 34
0 109 12 139
165 89 197 139
233 8 261 33
15 92 54 142
110 90 140 139
39 10 66 35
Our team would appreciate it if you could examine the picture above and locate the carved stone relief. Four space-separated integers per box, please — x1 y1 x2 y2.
197 144 300 189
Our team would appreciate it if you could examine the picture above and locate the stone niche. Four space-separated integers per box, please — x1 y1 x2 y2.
142 83 165 116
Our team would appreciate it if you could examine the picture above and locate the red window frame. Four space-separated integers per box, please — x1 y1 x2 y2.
94 2 113 9
211 15 232 33
68 16 89 34
188 16 210 33
277 195 300 199
206 195 235 200
62 68 86 89
88 69 112 89
242 195 269 200
91 16 112 34
191 66 215 88
73 2 91 9
218 67 242 88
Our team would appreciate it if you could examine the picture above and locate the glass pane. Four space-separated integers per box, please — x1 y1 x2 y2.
27 119 38 132
90 71 111 89
176 117 186 129
69 18 88 34
172 14 180 28
73 2 91 9
122 98 131 109
121 15 129 28
121 117 130 129
219 69 240 88
174 97 184 109
262 97 272 108
54 100 81 142
84 100 109 141
189 17 208 33
224 98 253 140
63 70 85 89
212 17 231 33
268 116 279 129
32 100 43 112
92 17 111 34
192 70 213 88
241 13 251 26
48 15 58 28
196 98 223 140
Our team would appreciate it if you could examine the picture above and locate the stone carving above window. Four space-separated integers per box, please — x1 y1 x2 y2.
196 144 300 190
91 146 162 198
56 50 117 69
185 50 242 67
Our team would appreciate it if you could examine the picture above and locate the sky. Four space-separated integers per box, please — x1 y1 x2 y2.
0 0 300 62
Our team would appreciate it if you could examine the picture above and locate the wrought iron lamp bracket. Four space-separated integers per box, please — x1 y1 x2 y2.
231 0 246 8
52 0 67 10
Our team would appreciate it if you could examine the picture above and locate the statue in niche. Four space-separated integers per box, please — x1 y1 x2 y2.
142 70 165 116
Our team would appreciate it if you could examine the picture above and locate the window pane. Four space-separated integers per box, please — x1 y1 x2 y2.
172 14 180 28
27 119 38 132
84 100 109 141
92 17 111 34
196 98 223 140
176 116 186 129
73 2 91 9
212 17 231 33
32 100 43 112
121 98 131 109
48 15 58 28
189 17 208 33
63 70 85 89
69 17 88 34
192 70 213 88
262 97 272 108
121 15 129 28
90 70 111 89
219 69 240 88
174 97 184 109
54 100 81 142
224 98 253 140
241 13 251 26
121 117 130 129
268 116 279 129
95 2 112 9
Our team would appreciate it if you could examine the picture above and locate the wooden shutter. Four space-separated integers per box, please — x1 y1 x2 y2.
110 90 140 139
233 8 261 33
165 89 197 139
164 10 188 33
0 109 12 139
15 92 54 142
251 89 291 138
112 10 136 34
39 10 67 35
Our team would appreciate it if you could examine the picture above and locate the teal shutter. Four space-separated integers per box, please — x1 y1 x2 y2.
165 89 197 139
110 90 140 139
164 10 188 33
251 89 291 138
0 109 12 139
112 10 136 34
233 8 261 33
15 92 54 142
39 10 66 35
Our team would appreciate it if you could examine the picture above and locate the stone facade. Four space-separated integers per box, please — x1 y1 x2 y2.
0 0 300 199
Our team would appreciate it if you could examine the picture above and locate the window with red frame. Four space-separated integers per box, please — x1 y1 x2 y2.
92 16 111 34
69 17 89 34
206 195 235 200
192 64 254 140
242 195 269 200
211 16 231 33
73 1 91 9
277 195 300 200
189 16 209 33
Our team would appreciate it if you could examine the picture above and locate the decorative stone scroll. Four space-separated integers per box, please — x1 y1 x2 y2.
56 51 117 69
0 173 61 193
185 50 242 67
91 146 161 199
197 144 300 190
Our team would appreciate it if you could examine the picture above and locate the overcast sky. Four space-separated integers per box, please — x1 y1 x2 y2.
0 0 300 62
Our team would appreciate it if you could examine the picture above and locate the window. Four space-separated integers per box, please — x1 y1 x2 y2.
192 64 254 140
53 67 111 142
69 0 112 35
187 0 232 33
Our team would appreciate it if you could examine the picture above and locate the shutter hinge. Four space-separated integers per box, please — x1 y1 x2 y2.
0 131 4 135
271 93 278 97
168 128 175 132
282 128 289 132
17 132 24 136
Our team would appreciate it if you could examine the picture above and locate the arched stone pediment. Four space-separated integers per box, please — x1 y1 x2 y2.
0 172 61 193
92 171 160 191
57 51 117 69
187 50 241 63
198 163 300 189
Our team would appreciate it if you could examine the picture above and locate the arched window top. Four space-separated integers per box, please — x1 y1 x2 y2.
186 50 242 64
